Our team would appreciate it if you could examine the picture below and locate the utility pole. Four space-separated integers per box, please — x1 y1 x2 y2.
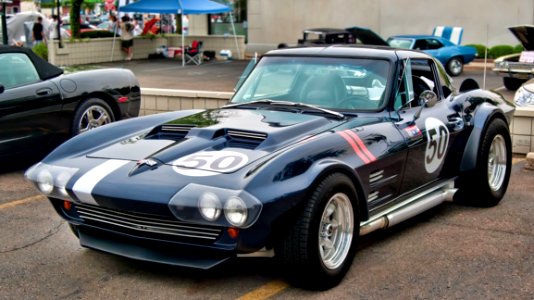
1 0 11 45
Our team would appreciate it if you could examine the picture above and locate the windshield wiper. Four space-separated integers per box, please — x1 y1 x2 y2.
224 99 345 119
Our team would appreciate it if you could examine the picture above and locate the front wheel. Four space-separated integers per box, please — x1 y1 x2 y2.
446 57 464 76
456 118 512 207
276 173 359 290
72 98 114 136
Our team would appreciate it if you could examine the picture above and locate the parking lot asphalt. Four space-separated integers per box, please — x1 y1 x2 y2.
92 58 250 92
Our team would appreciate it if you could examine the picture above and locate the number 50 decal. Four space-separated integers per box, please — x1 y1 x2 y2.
424 117 450 173
172 150 249 177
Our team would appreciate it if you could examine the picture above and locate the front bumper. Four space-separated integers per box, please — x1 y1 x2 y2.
51 198 239 269
494 64 534 80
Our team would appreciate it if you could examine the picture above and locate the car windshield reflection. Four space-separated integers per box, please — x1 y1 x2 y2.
231 56 390 111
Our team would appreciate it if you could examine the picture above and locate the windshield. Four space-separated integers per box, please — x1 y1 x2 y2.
388 38 414 49
231 56 390 110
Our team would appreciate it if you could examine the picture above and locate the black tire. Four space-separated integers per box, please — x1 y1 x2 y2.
71 98 114 136
503 77 524 91
446 57 464 76
275 173 359 290
456 118 512 207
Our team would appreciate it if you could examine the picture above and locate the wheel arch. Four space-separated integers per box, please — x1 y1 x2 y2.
460 106 510 172
73 91 121 123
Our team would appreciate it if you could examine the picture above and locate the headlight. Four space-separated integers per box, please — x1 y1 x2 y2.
224 196 248 226
514 86 534 106
169 183 262 228
198 192 222 221
36 169 54 194
25 163 78 199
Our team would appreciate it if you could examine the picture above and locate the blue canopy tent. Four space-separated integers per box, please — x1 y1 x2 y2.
117 0 238 65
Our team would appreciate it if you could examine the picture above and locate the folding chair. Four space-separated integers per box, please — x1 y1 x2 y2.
185 40 203 65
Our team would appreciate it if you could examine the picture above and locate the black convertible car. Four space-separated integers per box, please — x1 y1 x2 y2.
26 45 514 289
0 46 140 165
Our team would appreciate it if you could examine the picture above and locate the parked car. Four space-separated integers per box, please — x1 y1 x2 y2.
513 78 534 106
0 46 141 164
493 25 534 90
297 28 354 45
25 45 513 290
296 27 389 47
387 35 477 76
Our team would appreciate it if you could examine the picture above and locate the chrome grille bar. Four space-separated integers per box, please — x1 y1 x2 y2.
227 130 267 140
76 204 222 241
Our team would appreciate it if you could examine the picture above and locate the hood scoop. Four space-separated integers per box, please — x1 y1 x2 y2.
146 124 196 141
226 129 268 149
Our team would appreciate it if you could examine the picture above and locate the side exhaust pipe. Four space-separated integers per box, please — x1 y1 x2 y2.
360 181 457 236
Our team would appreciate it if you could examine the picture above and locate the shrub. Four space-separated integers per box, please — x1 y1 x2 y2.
80 30 116 39
32 42 48 61
465 44 488 58
489 45 514 58
513 44 525 53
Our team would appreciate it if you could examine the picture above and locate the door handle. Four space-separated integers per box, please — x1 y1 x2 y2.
36 88 52 96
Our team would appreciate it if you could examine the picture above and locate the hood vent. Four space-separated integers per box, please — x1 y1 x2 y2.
146 124 196 141
227 130 267 149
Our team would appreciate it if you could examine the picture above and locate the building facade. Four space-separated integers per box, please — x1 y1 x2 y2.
246 0 534 54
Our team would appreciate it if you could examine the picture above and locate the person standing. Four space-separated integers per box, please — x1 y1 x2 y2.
49 15 59 40
32 16 46 46
120 15 134 60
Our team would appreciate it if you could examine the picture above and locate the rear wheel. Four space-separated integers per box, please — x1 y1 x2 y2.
276 173 359 290
446 57 464 76
456 118 511 207
72 98 114 136
503 77 524 91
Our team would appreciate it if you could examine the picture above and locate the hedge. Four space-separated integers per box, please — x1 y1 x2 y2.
488 45 514 58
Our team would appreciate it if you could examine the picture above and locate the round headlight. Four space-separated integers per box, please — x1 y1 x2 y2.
56 172 72 197
224 196 248 227
36 169 54 195
198 192 222 221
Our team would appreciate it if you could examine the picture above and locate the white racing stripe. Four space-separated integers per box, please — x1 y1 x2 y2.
72 159 129 205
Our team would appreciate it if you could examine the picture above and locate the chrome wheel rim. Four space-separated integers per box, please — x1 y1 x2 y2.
319 192 354 270
78 105 111 134
450 59 462 75
487 134 507 191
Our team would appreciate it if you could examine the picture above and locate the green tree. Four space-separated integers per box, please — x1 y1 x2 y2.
70 0 82 38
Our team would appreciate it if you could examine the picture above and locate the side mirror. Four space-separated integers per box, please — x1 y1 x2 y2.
414 90 438 120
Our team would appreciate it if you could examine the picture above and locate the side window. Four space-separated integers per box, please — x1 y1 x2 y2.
394 59 439 110
0 53 40 89
414 39 428 50
426 39 444 50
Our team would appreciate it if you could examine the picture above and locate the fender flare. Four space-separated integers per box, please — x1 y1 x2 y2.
459 103 507 172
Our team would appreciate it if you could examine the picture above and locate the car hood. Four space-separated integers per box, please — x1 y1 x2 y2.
509 25 534 51
86 108 350 173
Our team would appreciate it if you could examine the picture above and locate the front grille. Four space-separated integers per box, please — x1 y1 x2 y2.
74 203 222 243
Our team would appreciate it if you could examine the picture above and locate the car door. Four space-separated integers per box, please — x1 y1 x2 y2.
393 58 462 194
0 52 63 160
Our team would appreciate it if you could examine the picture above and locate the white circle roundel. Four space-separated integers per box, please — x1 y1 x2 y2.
172 150 249 177
424 117 450 173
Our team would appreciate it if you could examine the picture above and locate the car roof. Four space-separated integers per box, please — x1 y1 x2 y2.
264 45 432 61
303 28 350 34
0 45 64 79
389 35 442 39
